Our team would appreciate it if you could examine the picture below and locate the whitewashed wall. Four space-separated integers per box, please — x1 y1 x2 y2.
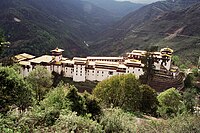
86 69 96 81
73 65 86 82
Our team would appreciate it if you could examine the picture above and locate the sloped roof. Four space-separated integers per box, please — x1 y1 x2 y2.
131 50 147 54
15 53 35 61
29 55 53 64
87 56 123 60
61 60 74 64
73 57 87 61
160 48 174 53
51 48 64 53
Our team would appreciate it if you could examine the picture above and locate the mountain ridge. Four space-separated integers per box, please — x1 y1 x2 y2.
83 0 144 18
90 0 200 63
0 0 116 58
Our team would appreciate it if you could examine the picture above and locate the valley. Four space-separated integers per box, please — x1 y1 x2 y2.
0 1 200 132
0 0 117 58
0 0 200 65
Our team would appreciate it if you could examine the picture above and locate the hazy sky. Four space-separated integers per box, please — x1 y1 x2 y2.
116 0 162 4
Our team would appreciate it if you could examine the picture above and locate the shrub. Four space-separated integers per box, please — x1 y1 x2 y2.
65 86 86 116
93 74 142 112
100 108 137 133
182 88 197 113
83 91 102 120
157 88 182 117
41 110 104 133
0 106 102 133
0 67 33 113
26 65 53 102
139 85 158 115
138 114 200 133
40 84 68 110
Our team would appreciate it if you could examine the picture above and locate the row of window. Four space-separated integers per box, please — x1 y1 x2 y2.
75 67 83 70
76 73 83 76
64 68 142 77
87 70 114 75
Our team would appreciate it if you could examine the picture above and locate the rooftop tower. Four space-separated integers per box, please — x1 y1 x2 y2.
51 47 64 62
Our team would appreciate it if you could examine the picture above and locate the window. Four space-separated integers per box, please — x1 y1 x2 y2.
109 71 113 75
97 71 99 73
80 74 82 76
138 69 140 71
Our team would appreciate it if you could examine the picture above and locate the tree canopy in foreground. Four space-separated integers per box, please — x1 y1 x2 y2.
93 74 158 114
0 67 33 113
26 66 53 102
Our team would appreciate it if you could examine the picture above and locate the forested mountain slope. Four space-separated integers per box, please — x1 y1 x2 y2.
0 0 116 57
91 0 200 63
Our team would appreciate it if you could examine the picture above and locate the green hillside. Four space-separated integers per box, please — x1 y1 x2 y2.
91 0 200 64
0 0 116 58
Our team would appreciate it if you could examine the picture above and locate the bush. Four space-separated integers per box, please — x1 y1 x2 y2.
41 84 102 118
26 65 53 102
139 85 158 116
184 73 194 88
40 84 68 110
100 108 137 133
157 88 182 117
93 74 158 116
65 86 86 116
83 91 102 120
0 67 33 113
44 110 60 126
182 88 197 113
93 74 142 112
46 111 104 133
0 107 102 133
138 114 200 133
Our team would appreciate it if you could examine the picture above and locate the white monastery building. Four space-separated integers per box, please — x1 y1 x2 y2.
15 47 174 82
